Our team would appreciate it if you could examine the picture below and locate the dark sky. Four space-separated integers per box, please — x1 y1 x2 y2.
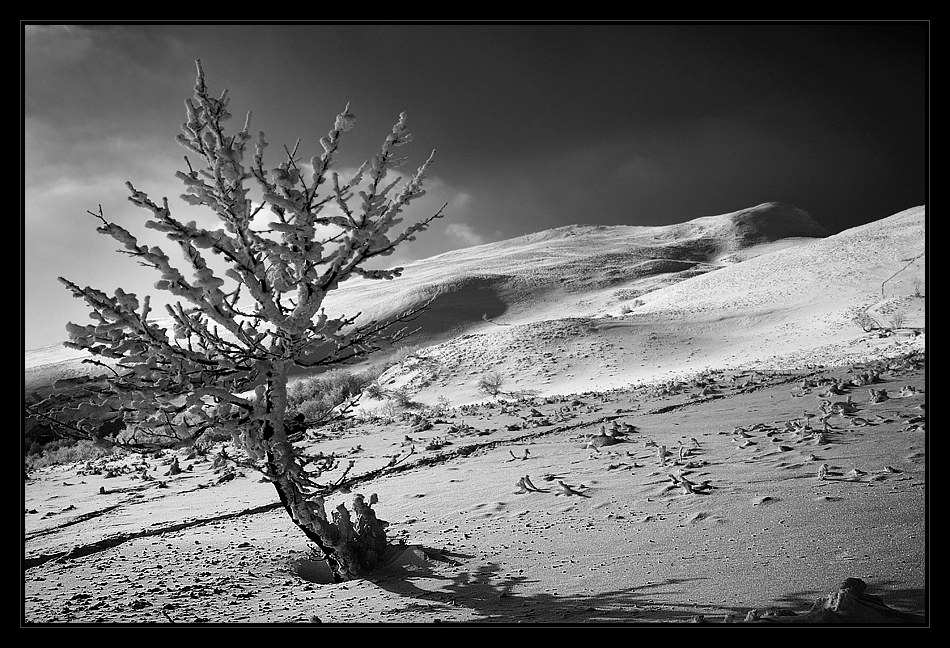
23 22 928 350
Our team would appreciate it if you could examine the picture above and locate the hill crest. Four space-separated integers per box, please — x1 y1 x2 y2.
25 204 924 403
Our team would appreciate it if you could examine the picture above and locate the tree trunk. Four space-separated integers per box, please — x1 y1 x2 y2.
267 463 389 582
260 368 388 582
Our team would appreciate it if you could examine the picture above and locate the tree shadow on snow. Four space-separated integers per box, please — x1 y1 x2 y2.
361 545 736 623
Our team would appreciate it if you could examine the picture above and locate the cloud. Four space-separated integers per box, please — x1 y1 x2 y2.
444 222 486 247
449 191 472 210
24 25 95 65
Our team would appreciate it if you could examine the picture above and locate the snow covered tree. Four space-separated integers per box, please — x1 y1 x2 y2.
28 60 446 581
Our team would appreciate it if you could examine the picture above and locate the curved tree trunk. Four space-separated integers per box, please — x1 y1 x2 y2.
267 458 389 582
260 368 388 582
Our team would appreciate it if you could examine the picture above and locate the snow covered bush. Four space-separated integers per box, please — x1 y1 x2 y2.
847 307 880 333
477 370 505 398
286 368 382 425
28 60 446 581
888 311 906 330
